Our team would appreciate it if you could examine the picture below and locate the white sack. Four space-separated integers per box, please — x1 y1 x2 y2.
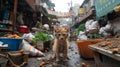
104 22 112 31
22 40 45 56
85 20 94 31
99 27 110 36
89 21 100 30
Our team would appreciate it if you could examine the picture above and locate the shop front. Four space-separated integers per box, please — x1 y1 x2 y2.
87 1 120 67
95 0 120 36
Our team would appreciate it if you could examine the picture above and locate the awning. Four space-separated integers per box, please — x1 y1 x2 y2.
78 11 93 23
39 6 57 19
95 0 120 18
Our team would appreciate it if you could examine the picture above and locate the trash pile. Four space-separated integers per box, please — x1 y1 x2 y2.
76 19 113 40
0 28 53 67
77 19 101 40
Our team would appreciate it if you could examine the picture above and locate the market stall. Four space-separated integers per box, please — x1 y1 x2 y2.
0 0 46 67
89 38 120 67
0 0 18 33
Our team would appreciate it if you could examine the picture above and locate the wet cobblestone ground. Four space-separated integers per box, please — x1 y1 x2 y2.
26 41 95 67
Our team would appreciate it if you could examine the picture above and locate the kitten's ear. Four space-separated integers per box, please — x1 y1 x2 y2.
65 25 70 32
54 25 59 32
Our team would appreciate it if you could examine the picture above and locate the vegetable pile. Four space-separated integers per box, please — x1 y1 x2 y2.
2 34 21 38
32 32 52 42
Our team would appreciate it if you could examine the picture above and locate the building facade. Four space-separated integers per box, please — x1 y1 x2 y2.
75 0 95 24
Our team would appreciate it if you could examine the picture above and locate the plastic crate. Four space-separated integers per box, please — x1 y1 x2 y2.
0 38 23 51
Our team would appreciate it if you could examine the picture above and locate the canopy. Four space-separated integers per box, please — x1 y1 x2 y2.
39 6 57 19
95 0 120 18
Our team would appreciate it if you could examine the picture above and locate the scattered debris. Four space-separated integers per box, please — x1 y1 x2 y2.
19 49 24 53
81 62 91 67
81 62 86 67
39 62 46 67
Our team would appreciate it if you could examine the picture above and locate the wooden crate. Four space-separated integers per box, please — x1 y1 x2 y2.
8 51 23 65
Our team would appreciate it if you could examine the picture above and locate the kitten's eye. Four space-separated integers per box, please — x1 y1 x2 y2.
63 34 66 36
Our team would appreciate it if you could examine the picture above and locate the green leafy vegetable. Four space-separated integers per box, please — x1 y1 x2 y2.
32 32 52 42
75 24 85 35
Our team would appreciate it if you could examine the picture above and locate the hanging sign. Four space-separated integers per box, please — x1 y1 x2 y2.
78 8 86 15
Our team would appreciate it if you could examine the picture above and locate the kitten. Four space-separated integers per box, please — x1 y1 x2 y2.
52 25 69 61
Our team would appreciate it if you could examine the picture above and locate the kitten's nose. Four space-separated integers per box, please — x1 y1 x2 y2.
61 38 64 40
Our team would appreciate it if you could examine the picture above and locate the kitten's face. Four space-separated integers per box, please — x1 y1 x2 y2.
54 26 69 41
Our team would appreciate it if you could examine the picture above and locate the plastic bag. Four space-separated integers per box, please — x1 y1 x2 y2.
22 40 45 56
89 21 100 30
78 31 88 40
105 22 112 32
85 20 94 31
22 33 35 43
99 27 110 36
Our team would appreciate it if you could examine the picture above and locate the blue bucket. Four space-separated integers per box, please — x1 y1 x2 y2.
0 38 23 51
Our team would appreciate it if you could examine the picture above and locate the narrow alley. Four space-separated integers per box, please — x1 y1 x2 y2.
1 0 120 67
26 41 95 67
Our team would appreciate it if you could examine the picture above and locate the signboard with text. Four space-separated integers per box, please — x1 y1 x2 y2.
95 0 120 17
78 8 86 15
47 9 74 18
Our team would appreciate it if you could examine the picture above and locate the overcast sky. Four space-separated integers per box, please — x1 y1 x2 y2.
51 0 84 12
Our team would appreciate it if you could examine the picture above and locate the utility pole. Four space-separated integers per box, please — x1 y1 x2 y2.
71 0 72 9
70 0 74 35
71 0 74 28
